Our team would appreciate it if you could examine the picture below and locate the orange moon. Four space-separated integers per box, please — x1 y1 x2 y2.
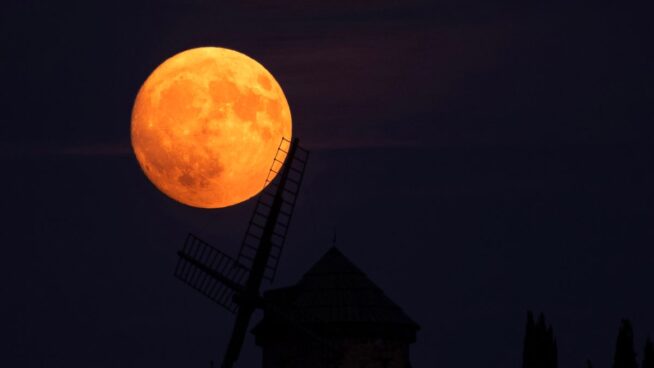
131 47 292 208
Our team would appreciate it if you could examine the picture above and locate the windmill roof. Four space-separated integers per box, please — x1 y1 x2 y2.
252 247 419 342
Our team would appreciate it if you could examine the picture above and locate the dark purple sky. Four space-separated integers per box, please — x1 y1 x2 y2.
2 1 653 367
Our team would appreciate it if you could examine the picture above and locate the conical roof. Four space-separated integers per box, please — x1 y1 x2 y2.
253 247 419 342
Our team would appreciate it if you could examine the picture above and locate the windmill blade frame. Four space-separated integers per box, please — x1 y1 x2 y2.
174 137 312 368
175 233 249 313
236 137 309 283
221 137 306 368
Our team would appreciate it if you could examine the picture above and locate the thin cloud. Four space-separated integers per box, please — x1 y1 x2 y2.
305 136 426 151
0 142 132 158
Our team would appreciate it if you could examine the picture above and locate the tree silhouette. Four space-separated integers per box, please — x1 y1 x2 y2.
524 311 536 368
643 337 654 368
547 325 558 368
523 311 558 368
613 319 638 368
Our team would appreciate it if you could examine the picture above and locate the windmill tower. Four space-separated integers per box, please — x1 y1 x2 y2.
174 137 311 368
252 247 420 368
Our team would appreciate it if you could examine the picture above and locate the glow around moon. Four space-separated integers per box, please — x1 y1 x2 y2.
131 47 292 208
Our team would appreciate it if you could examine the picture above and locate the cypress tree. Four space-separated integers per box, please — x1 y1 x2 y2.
524 311 536 368
613 319 638 368
643 337 654 368
536 313 547 368
523 311 557 368
545 326 558 368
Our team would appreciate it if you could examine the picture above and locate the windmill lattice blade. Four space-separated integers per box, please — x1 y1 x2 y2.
175 233 249 313
236 137 310 283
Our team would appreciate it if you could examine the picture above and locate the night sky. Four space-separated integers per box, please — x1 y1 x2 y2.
2 1 653 367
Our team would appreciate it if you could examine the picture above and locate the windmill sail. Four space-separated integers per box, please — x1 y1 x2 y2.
222 137 308 368
175 233 248 313
236 137 309 283
174 137 311 368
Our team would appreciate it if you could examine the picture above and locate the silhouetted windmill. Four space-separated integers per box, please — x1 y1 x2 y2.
174 137 310 368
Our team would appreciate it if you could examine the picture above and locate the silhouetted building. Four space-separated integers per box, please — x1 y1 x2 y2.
252 247 420 368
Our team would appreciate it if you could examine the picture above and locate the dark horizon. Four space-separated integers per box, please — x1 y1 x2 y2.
2 1 653 367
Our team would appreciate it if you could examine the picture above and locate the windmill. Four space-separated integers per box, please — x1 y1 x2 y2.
174 137 311 368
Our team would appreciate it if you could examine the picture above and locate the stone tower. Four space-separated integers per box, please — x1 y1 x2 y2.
252 247 420 368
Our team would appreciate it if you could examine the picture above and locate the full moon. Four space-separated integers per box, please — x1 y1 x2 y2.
131 47 292 208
